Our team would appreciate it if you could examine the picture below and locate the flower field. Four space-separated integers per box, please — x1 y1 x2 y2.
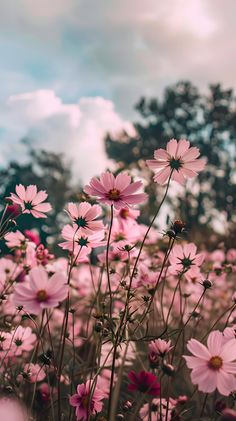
0 139 235 421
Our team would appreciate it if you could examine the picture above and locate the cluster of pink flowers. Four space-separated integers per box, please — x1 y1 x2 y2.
1 138 236 420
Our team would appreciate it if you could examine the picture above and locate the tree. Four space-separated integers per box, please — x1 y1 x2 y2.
0 146 81 249
105 81 236 239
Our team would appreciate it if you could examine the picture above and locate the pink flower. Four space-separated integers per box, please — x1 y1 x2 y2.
8 184 52 218
24 229 41 245
69 380 105 420
59 224 104 258
84 171 147 209
66 202 104 234
147 138 206 185
183 330 236 395
7 326 36 356
5 230 26 248
149 339 173 358
169 243 205 279
128 370 160 396
23 363 46 382
139 398 176 421
13 266 68 315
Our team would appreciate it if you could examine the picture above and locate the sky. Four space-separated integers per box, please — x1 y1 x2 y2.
0 0 235 182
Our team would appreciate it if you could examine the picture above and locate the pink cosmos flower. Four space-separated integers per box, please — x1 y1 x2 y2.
66 202 104 234
84 171 147 209
13 266 68 315
147 138 206 185
5 230 26 248
59 224 104 259
169 243 205 279
0 398 27 421
183 330 236 395
139 398 176 421
128 370 160 396
23 363 46 382
149 339 173 358
8 184 52 218
69 380 105 420
24 229 41 245
7 326 36 356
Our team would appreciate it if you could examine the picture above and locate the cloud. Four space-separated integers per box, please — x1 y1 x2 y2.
0 90 135 183
0 0 235 119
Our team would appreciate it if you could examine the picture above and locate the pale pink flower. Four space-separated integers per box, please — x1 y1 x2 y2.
59 224 104 258
8 184 52 218
5 230 26 248
13 266 68 315
84 171 147 209
139 398 176 421
0 398 27 421
147 138 206 185
169 243 204 278
69 380 105 420
149 339 173 358
7 326 36 356
23 363 46 382
66 202 104 234
183 330 236 395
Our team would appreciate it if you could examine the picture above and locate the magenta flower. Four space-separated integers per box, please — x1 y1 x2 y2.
128 370 160 396
169 243 205 279
66 202 104 234
183 330 236 395
13 266 68 315
84 171 147 209
69 380 105 420
8 184 52 218
147 138 206 185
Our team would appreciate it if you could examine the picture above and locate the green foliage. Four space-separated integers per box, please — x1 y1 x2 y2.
105 81 236 232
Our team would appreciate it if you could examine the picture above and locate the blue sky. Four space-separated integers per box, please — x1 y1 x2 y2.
0 0 235 181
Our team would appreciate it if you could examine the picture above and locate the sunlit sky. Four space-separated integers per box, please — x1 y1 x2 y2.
0 0 235 182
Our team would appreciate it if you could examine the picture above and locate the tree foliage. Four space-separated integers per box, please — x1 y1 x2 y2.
0 147 80 248
105 81 236 236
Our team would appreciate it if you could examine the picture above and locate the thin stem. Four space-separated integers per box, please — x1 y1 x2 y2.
106 205 114 318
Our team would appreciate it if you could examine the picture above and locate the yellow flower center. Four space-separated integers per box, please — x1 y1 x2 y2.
107 189 121 201
208 356 223 370
37 290 48 302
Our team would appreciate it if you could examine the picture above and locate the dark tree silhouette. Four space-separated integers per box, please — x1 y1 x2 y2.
0 147 81 249
105 81 236 239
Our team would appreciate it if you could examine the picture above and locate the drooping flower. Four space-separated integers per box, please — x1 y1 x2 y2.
149 339 173 358
147 138 206 185
8 185 52 218
183 330 236 395
128 370 160 396
66 202 104 234
69 380 105 420
169 243 205 279
84 171 147 209
13 266 68 315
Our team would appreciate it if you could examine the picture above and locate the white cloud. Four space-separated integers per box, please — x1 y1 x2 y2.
0 90 135 183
